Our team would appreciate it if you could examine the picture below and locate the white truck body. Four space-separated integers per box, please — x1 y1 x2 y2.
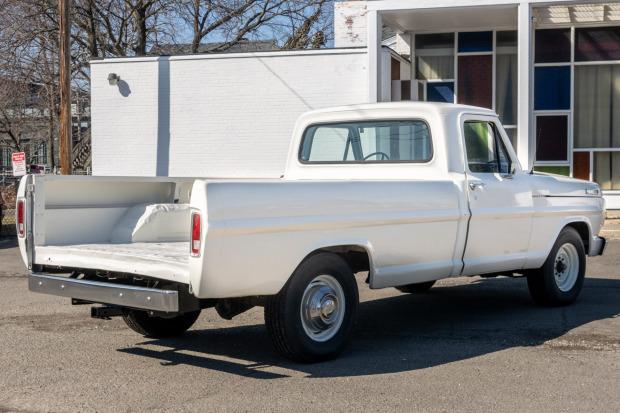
17 102 606 360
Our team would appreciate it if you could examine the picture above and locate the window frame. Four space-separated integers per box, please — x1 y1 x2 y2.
532 24 620 189
298 119 435 165
461 117 517 176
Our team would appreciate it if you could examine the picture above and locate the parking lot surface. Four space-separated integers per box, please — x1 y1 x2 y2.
0 237 618 412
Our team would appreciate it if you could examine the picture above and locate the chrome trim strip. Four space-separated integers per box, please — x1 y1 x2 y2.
28 273 179 312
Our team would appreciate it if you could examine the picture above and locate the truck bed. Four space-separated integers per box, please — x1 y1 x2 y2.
35 242 190 283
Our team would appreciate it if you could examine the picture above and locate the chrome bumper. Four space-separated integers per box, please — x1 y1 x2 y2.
29 273 179 313
589 236 607 257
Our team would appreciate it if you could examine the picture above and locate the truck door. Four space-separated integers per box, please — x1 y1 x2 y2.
461 116 533 275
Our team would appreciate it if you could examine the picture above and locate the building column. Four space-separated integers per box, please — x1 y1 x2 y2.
409 32 418 101
367 10 382 103
517 2 533 170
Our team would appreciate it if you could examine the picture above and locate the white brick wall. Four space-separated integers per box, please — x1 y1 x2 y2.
91 59 160 175
334 1 368 48
90 49 369 177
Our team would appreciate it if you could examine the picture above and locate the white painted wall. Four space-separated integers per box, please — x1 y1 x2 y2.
90 49 368 177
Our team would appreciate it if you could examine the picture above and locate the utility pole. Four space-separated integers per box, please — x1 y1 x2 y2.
59 0 72 175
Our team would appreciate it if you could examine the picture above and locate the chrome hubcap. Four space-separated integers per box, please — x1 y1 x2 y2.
300 274 345 342
554 243 579 292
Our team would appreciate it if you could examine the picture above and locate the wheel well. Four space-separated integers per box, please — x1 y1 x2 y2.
317 245 371 274
565 222 590 252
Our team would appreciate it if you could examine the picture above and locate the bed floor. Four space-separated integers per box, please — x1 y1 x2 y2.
35 242 190 283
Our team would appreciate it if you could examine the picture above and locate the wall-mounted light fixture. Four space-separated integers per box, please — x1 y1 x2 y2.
108 73 120 86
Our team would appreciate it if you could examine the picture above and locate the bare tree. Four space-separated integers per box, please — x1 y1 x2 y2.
0 1 60 167
281 0 329 50
0 0 335 173
0 77 48 162
173 0 333 53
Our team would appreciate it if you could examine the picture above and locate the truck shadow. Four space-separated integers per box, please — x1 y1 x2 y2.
118 276 620 379
0 237 17 249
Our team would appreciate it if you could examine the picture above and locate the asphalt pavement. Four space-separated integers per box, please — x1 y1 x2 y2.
0 236 618 412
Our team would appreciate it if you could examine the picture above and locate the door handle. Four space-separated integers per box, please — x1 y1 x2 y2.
468 182 486 190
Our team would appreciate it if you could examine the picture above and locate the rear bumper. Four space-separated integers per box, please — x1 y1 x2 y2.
28 273 179 313
589 236 607 257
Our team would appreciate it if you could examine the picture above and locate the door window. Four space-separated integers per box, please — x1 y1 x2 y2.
464 121 512 174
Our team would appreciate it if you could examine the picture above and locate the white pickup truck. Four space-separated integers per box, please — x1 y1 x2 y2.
18 102 606 362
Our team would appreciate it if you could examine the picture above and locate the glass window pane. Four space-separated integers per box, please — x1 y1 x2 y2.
535 116 568 161
300 121 432 163
417 81 425 100
505 128 517 153
302 127 350 162
533 166 570 176
458 31 493 52
535 66 571 110
496 53 517 125
535 29 571 63
573 152 590 181
496 31 517 48
427 82 454 103
575 27 620 62
400 80 411 101
415 33 454 50
594 152 620 190
458 55 492 108
416 55 454 80
574 65 620 148
415 33 454 80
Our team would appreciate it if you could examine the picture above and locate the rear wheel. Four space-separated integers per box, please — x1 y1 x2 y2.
265 253 358 363
123 309 201 338
527 227 586 307
396 280 436 294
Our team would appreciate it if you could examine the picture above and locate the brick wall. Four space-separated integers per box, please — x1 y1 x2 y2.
334 1 368 48
90 49 369 177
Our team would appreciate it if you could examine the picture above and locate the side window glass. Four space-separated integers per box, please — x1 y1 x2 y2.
464 121 512 174
496 131 512 175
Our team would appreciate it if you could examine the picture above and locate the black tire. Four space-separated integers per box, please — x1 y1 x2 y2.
264 252 359 363
396 280 436 294
527 227 586 307
123 309 201 338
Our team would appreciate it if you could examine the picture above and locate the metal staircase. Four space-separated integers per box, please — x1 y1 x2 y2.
72 133 91 171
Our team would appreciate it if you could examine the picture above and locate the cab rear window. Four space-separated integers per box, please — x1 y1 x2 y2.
299 120 433 163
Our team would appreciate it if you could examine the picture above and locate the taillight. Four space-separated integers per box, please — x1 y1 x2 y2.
191 212 201 256
16 199 25 238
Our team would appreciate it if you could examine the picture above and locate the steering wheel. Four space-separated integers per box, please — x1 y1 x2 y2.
363 151 390 161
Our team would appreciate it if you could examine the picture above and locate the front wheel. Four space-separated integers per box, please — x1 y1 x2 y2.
264 253 359 363
527 227 586 307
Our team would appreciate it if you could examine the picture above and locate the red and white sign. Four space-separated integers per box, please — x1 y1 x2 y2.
11 152 26 177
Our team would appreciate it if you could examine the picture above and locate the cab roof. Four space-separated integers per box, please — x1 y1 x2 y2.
300 101 497 119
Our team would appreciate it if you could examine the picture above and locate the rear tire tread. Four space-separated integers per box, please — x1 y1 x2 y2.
123 309 201 338
264 252 358 363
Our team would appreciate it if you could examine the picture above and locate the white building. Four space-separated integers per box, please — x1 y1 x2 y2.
91 0 620 207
